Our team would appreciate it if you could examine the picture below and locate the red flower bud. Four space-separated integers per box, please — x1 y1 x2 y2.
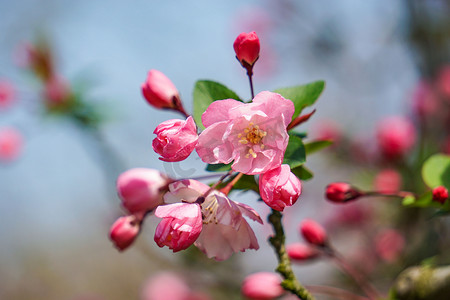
233 32 260 68
287 242 320 262
325 182 362 203
109 215 141 251
300 219 327 246
432 186 449 204
141 70 181 109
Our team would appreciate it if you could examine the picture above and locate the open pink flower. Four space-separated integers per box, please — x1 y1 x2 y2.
196 91 294 175
152 116 198 162
164 179 262 260
259 164 301 211
154 202 203 252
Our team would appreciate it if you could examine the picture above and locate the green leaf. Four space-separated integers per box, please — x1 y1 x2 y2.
402 192 440 208
206 163 232 172
193 80 241 130
304 140 333 155
283 135 306 169
402 195 415 206
233 175 259 193
421 154 450 189
291 165 314 181
273 80 325 120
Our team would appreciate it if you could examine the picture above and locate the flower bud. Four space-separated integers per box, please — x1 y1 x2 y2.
152 116 198 162
259 164 301 211
432 186 448 204
0 80 15 110
325 182 362 203
376 116 416 159
109 215 140 251
241 272 284 300
117 168 170 214
300 219 327 246
0 127 23 162
233 31 260 68
141 69 181 109
287 242 320 262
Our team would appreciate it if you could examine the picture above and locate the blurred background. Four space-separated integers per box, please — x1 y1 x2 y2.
1 0 449 299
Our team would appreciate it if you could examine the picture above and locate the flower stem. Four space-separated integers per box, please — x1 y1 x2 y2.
268 210 315 300
220 172 244 195
245 66 255 99
305 285 369 300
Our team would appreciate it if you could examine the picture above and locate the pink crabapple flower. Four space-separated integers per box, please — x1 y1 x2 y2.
141 272 191 300
0 80 15 110
259 164 301 211
432 186 448 204
163 179 262 261
376 116 416 159
374 169 402 194
287 242 320 262
374 229 405 263
142 69 180 109
109 215 141 251
0 127 23 162
233 31 260 67
117 168 171 214
154 202 203 252
196 91 294 175
300 219 327 246
152 116 198 162
241 272 284 300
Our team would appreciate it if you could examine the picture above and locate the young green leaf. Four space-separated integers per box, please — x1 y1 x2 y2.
206 163 232 172
421 154 450 189
291 165 314 181
193 80 241 130
282 135 306 169
304 140 333 155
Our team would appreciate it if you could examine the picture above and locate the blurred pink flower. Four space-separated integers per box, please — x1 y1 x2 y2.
0 80 15 110
259 164 301 211
373 169 402 194
0 127 23 162
117 168 170 214
196 91 294 175
376 116 416 159
164 179 262 260
326 202 373 227
109 215 141 251
437 65 450 98
154 202 203 252
375 229 405 262
312 119 342 143
241 272 284 300
152 116 198 162
411 81 438 117
287 242 319 262
44 76 71 107
141 272 191 300
142 69 180 109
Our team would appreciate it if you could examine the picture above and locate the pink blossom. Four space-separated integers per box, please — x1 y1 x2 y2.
241 272 284 300
141 272 191 300
164 179 262 260
109 215 141 251
287 242 319 262
154 202 203 252
117 168 170 214
437 65 450 98
142 69 180 109
152 116 198 162
376 116 416 158
411 81 438 117
259 164 301 211
373 169 402 194
0 80 15 109
325 182 362 203
196 91 294 175
0 127 23 162
432 186 448 204
327 202 373 227
313 119 342 143
233 31 260 67
375 229 405 262
300 219 327 246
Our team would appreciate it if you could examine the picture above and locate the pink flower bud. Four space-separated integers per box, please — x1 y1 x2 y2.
373 169 402 194
0 80 15 110
109 215 140 251
300 219 327 246
287 243 320 262
241 272 284 300
154 203 203 252
117 168 170 214
0 127 23 162
375 229 405 262
141 69 180 109
259 164 301 211
432 186 448 204
325 182 362 203
141 272 191 300
376 116 416 159
233 31 260 67
152 116 198 162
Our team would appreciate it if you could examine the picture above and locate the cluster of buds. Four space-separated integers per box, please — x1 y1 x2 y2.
432 186 449 204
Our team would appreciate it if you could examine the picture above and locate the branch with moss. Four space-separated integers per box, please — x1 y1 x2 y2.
268 210 315 300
